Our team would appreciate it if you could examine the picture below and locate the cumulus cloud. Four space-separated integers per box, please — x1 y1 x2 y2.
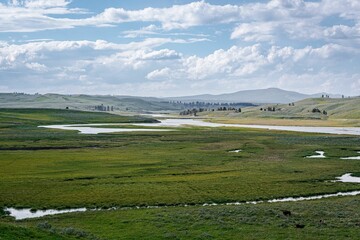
0 1 359 96
24 0 70 8
146 68 173 80
25 62 48 72
0 38 190 69
144 43 360 92
0 0 359 49
231 22 278 42
0 38 187 94
88 1 242 30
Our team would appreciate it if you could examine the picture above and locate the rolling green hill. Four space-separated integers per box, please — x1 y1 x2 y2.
0 93 182 112
166 87 341 104
200 97 360 126
241 97 360 119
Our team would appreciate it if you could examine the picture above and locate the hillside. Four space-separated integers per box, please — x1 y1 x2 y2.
166 88 341 104
200 97 360 127
0 93 182 112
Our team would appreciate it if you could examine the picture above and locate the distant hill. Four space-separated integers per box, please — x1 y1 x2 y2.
281 97 360 119
166 88 341 104
201 97 360 123
0 88 345 112
0 93 182 112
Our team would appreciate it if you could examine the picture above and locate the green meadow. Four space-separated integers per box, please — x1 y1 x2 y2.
1 108 360 239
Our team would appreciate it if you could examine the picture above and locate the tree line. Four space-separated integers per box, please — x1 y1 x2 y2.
180 107 242 116
93 104 114 111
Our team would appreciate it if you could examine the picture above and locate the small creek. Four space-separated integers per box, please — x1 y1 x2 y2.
4 173 360 220
306 151 326 158
229 149 242 153
340 152 360 160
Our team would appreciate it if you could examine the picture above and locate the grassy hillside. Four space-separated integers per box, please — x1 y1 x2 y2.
0 93 182 112
201 97 360 126
166 88 340 104
0 108 156 126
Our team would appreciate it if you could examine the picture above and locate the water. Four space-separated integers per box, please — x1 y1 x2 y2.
40 118 360 135
336 173 360 183
306 151 326 158
39 123 173 134
340 152 360 160
6 187 360 220
4 207 87 220
229 149 242 153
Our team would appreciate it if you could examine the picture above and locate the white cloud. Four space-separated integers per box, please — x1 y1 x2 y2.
89 1 242 30
143 43 360 94
0 0 359 50
24 0 70 8
0 38 190 69
146 68 172 80
231 22 277 42
25 62 47 72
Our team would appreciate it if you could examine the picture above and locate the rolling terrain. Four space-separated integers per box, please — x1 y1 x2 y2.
0 88 347 113
0 93 182 112
166 87 342 104
201 97 360 127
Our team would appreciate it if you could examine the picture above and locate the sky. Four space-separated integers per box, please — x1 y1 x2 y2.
0 0 359 97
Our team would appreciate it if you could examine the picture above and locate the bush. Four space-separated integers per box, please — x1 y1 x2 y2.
37 222 52 230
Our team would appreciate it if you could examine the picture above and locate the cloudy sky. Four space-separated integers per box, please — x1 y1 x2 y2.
0 0 359 96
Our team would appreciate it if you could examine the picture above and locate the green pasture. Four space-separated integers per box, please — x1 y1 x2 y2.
0 108 359 239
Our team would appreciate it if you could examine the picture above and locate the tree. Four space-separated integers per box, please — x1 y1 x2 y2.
312 108 321 113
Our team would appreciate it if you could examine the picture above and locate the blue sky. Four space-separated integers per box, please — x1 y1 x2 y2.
0 0 359 96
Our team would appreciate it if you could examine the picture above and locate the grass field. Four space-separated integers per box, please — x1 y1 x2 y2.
1 108 360 239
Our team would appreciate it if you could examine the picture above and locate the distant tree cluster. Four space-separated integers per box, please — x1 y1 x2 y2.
260 106 280 112
312 108 327 115
11 92 31 95
169 101 255 109
94 104 114 111
216 107 241 112
180 108 201 116
180 107 242 116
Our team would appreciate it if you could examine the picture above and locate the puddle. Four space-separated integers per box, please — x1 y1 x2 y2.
336 173 360 183
340 152 360 160
229 149 242 153
40 119 360 135
4 207 87 220
306 151 326 158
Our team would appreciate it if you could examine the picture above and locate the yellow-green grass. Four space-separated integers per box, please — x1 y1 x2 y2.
205 117 360 127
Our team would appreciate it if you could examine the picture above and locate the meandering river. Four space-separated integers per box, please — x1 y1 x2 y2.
5 172 360 220
40 118 360 135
